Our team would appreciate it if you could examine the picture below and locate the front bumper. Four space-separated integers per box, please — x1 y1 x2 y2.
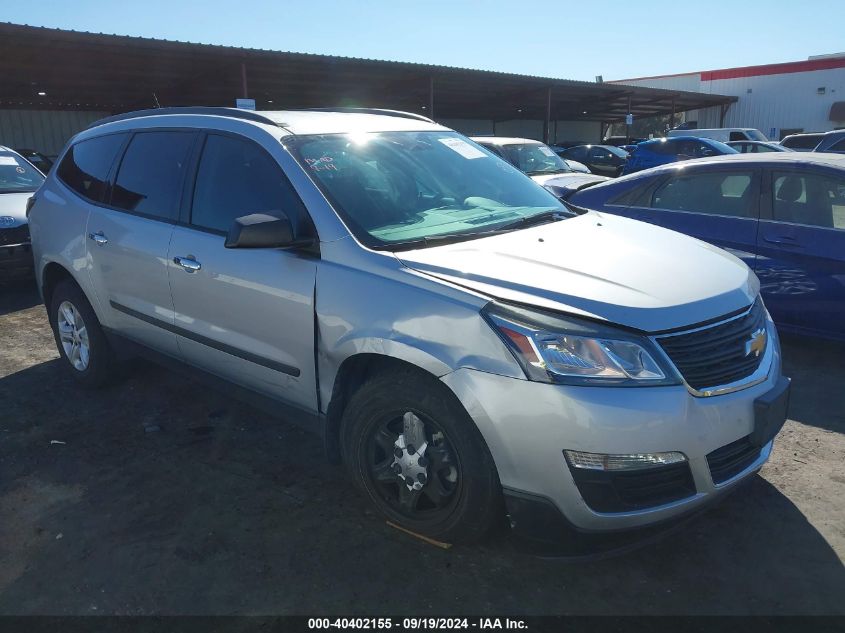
440 324 785 538
0 241 34 280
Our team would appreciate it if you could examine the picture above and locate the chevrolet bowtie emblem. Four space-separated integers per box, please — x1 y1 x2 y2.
745 328 767 358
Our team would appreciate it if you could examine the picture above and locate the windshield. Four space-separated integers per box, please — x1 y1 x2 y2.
286 131 569 249
501 143 571 175
705 139 739 154
746 129 768 142
604 145 630 158
0 151 44 193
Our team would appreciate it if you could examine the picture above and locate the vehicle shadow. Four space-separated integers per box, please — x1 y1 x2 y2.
780 333 845 433
0 356 843 615
0 278 40 316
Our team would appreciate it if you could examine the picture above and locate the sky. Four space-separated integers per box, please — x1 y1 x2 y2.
4 0 845 81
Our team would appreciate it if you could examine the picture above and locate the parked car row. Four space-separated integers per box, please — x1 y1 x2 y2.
569 152 845 341
0 145 44 280
470 136 609 199
25 106 791 546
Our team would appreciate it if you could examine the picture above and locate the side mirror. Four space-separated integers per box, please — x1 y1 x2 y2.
224 212 304 249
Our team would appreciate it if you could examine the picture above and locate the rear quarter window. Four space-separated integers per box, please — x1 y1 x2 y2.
57 134 128 203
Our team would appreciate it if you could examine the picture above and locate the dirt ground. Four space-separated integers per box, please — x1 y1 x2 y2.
1 279 843 615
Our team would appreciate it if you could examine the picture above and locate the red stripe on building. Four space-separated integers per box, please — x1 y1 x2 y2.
611 56 845 85
701 57 845 81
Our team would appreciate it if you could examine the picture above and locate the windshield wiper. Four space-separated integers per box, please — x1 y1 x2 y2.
371 228 511 252
496 210 571 231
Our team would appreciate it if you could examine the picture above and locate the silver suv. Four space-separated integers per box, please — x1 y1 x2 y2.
29 107 790 545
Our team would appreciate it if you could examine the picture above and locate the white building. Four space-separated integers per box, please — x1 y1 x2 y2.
611 54 845 140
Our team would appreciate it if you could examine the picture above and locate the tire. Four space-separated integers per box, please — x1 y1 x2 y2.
49 279 120 388
341 368 502 544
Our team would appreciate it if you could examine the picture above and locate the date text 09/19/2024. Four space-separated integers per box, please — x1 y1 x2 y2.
307 618 528 630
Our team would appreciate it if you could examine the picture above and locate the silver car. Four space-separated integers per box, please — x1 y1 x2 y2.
29 107 791 545
0 145 44 280
470 136 608 200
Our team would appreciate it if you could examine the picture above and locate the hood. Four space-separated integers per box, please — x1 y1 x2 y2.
531 173 609 200
562 159 591 173
0 192 32 227
529 172 601 186
395 212 758 333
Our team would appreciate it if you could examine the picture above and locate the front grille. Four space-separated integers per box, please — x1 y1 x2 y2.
657 300 766 391
566 461 696 513
0 223 30 246
707 435 761 484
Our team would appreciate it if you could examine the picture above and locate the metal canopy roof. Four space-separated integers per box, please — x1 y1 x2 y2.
0 23 736 124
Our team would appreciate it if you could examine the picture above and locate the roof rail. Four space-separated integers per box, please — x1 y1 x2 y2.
87 107 280 130
299 107 434 123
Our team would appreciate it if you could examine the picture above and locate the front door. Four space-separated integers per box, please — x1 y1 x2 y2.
167 132 319 410
625 166 761 270
755 168 845 339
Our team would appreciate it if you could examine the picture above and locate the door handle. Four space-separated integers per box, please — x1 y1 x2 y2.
173 256 202 273
763 236 799 247
88 231 108 246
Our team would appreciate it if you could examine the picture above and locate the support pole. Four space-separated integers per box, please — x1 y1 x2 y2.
543 86 552 144
428 76 435 120
671 97 676 131
241 62 249 99
720 102 732 127
626 96 632 143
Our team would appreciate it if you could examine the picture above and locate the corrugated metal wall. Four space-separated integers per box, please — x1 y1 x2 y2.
617 74 702 93
0 110 108 156
705 68 845 137
614 66 845 139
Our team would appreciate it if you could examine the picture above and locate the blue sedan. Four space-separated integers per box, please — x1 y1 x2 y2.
569 153 845 341
623 136 737 175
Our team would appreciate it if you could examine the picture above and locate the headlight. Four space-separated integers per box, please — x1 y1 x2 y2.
482 302 680 386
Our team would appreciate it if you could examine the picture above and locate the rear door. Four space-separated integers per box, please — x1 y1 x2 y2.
624 165 761 269
166 131 319 410
86 130 198 356
755 166 845 339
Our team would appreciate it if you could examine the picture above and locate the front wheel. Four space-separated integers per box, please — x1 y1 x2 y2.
341 369 502 544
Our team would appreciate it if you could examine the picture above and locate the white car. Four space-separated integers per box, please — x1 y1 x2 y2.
470 136 608 199
0 145 44 280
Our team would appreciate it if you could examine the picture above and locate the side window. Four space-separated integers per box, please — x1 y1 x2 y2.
772 171 845 229
607 177 656 207
191 134 309 234
694 141 717 157
110 131 196 221
567 147 588 161
480 144 503 158
729 131 746 142
652 141 674 156
828 138 845 153
57 134 127 203
651 171 755 217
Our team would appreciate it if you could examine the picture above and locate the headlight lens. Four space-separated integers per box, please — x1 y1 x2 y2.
483 302 679 386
